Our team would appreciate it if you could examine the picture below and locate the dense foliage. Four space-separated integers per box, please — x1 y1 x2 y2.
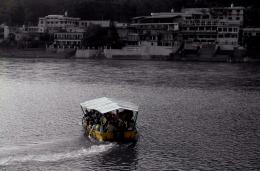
0 0 260 26
83 23 123 49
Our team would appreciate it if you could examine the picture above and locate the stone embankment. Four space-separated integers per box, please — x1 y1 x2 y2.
0 48 75 58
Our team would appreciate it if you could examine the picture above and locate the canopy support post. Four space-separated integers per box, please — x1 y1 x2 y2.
81 106 86 115
133 111 138 128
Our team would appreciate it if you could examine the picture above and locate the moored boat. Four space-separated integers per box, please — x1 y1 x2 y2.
80 97 139 142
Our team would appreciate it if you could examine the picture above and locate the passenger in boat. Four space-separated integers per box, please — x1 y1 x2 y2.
110 113 117 126
84 116 90 126
87 123 92 131
107 121 115 132
89 110 93 116
95 124 100 131
124 120 128 130
118 118 126 131
100 115 108 133
92 111 100 125
87 121 93 129
126 111 134 130
83 110 90 125
88 123 96 136
127 119 135 131
100 115 107 126
106 112 112 121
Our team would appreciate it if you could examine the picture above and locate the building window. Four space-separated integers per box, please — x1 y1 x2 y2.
236 17 240 20
229 28 232 32
225 34 230 38
223 28 227 32
218 28 222 32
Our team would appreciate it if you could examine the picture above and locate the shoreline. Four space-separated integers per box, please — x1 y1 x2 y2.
0 47 260 63
0 47 75 59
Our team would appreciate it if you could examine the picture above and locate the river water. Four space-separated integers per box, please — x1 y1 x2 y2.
0 58 260 170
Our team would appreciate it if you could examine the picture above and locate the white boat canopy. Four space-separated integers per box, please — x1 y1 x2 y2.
80 97 139 114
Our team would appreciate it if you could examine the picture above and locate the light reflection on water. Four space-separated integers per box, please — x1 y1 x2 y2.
0 58 260 170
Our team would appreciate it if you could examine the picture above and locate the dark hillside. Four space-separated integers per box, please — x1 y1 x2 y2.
0 0 259 26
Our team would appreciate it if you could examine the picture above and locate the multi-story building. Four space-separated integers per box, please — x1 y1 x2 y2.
181 5 244 50
210 4 244 25
129 11 181 47
52 32 84 49
38 13 80 33
38 13 113 33
38 13 111 48
128 4 245 52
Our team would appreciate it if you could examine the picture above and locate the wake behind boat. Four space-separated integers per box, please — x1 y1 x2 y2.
80 97 139 142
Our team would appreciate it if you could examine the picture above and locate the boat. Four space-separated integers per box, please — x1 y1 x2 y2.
80 97 139 142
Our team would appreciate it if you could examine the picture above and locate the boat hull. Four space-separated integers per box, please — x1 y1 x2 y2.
85 129 138 142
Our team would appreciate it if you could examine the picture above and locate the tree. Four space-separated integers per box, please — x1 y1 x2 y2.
105 21 122 48
83 24 107 48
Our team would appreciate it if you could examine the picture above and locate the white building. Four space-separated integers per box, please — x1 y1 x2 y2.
53 32 84 49
130 4 244 51
38 13 80 33
181 5 244 50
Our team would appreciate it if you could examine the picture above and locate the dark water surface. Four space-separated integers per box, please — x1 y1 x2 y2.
0 58 260 170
